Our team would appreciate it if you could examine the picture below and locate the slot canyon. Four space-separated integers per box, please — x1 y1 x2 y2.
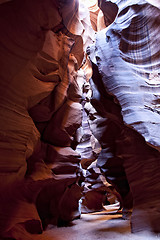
0 0 160 239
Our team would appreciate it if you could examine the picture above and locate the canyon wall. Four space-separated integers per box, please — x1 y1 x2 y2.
0 0 160 238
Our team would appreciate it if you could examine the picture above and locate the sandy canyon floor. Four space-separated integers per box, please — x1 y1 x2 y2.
31 204 160 240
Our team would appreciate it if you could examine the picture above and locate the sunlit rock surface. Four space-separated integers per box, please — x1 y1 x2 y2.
0 0 94 238
1 0 160 238
88 0 160 233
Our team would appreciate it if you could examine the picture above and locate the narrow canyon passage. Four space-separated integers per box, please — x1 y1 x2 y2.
0 0 160 239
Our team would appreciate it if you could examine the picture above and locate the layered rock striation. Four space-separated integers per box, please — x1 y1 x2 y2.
1 0 160 238
88 0 160 233
0 0 94 238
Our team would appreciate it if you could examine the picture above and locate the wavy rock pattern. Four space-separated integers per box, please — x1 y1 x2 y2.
84 63 133 212
1 0 160 237
75 71 122 213
0 0 94 238
96 0 160 150
89 0 160 233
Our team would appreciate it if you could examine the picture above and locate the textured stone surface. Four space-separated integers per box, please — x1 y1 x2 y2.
1 0 160 238
88 0 160 233
84 64 133 212
0 0 94 238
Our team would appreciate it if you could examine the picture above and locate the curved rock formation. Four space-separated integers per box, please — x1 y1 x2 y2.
1 0 160 238
0 0 94 238
88 0 160 233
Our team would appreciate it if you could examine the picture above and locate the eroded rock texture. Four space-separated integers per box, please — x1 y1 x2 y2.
1 0 160 238
0 0 94 238
88 0 160 233
75 77 117 213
